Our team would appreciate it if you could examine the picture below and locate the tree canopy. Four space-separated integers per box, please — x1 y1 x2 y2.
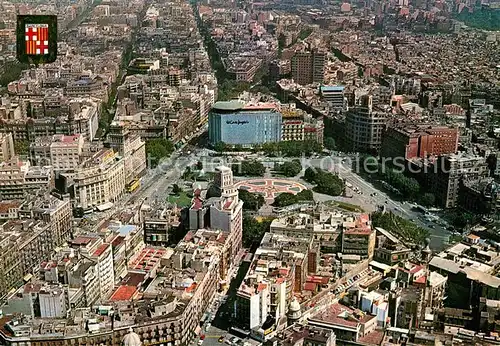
360 156 421 199
259 140 322 157
232 160 266 176
275 159 302 177
372 211 429 245
242 216 272 249
239 189 265 210
455 7 500 31
272 189 314 207
324 136 336 150
419 193 436 207
303 167 344 196
145 138 175 167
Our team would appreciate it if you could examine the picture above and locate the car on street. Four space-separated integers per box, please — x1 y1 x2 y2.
218 336 225 343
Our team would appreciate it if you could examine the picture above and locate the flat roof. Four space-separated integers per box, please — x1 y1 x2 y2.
212 100 245 111
320 85 345 92
369 260 392 271
93 243 110 257
110 285 137 301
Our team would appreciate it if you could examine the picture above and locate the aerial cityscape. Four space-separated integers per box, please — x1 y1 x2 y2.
0 0 499 345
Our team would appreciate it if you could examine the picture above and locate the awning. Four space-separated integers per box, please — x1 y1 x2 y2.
96 202 113 211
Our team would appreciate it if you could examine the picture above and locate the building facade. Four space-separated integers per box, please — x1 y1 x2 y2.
0 133 15 162
381 125 459 160
72 149 126 209
344 96 387 153
320 85 345 114
429 153 489 208
291 49 326 85
209 101 282 146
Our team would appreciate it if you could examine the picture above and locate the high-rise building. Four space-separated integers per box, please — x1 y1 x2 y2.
429 153 489 208
291 49 326 85
210 166 243 261
0 133 15 162
320 85 345 114
209 101 282 146
345 95 387 153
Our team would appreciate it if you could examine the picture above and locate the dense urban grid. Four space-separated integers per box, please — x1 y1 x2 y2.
0 0 499 345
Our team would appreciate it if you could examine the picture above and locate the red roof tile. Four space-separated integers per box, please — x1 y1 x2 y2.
71 236 93 245
304 282 317 291
358 330 385 345
93 243 110 257
110 285 137 301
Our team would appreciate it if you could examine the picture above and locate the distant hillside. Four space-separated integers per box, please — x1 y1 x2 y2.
455 6 500 31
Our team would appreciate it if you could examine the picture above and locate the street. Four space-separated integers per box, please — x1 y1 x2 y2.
264 155 451 250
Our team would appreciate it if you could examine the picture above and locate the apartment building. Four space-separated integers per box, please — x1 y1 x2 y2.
281 107 305 142
141 204 181 246
341 214 376 260
0 133 15 162
49 134 85 173
107 123 147 184
345 95 387 153
320 85 345 114
20 194 72 248
0 229 226 346
0 195 72 301
72 149 126 209
291 49 326 85
381 125 459 160
2 283 69 319
309 302 378 343
90 243 115 299
40 246 101 307
269 325 336 346
0 158 30 200
235 233 311 333
429 153 488 208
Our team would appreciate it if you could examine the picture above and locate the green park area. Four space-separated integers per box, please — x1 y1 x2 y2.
167 190 192 208
325 200 365 213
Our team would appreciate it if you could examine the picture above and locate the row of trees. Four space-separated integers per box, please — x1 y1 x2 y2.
372 211 429 245
303 167 345 196
363 156 438 205
232 160 266 176
213 140 323 157
217 80 251 101
275 159 302 177
145 138 175 167
382 169 420 199
272 190 314 207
